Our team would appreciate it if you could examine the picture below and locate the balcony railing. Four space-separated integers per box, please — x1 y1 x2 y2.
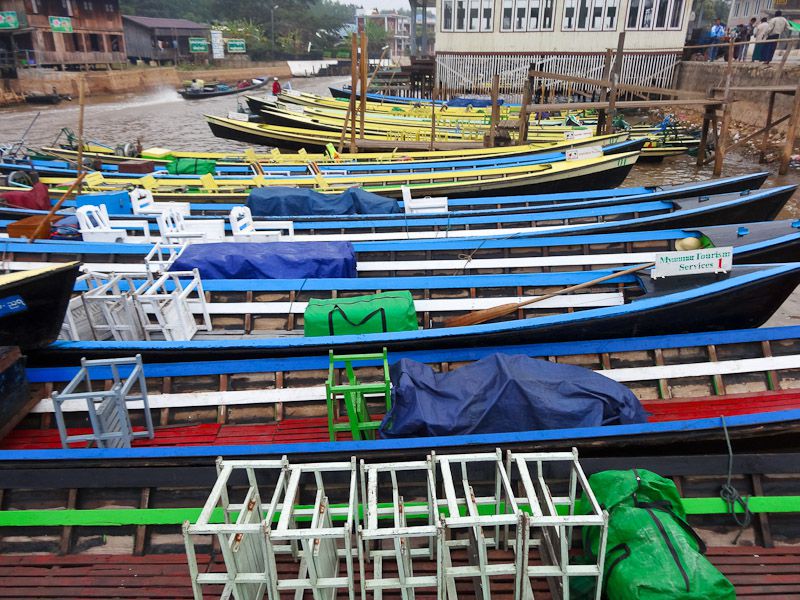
16 49 127 66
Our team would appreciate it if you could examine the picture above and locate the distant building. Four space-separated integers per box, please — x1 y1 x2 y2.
0 0 126 70
727 0 799 27
357 10 412 57
434 0 693 98
122 15 209 64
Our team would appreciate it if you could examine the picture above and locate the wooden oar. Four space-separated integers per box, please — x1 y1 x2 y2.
26 171 87 242
443 261 656 328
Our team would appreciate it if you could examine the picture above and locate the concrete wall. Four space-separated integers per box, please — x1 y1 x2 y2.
675 60 800 129
7 62 292 96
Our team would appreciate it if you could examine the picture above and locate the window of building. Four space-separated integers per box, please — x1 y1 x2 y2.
627 0 683 29
29 0 39 13
110 34 121 51
481 0 493 30
455 0 466 29
564 0 614 29
82 1 92 10
513 0 526 29
606 0 618 28
501 0 513 29
563 0 576 28
442 0 453 29
106 2 113 12
62 0 74 16
468 0 480 30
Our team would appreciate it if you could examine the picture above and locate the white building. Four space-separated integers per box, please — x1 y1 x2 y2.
434 0 694 98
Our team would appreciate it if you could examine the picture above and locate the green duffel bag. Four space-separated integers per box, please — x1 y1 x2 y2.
599 506 735 600
304 291 417 337
573 469 735 600
165 158 217 175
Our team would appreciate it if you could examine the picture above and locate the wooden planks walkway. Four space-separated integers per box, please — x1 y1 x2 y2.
0 546 797 599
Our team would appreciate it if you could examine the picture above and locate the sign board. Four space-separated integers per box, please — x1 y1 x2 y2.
227 111 251 122
226 39 246 53
188 37 208 53
49 16 73 33
564 128 593 140
653 247 733 278
565 146 603 161
210 30 224 60
0 12 19 29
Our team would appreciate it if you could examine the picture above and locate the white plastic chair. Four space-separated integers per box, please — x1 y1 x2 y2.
400 185 449 214
130 188 190 217
76 205 151 243
229 206 295 242
156 208 225 244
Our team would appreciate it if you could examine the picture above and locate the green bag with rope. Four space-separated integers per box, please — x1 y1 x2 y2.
303 291 417 337
572 469 735 600
164 158 217 175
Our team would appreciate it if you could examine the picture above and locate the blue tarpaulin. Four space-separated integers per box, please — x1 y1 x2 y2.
246 186 401 216
448 97 503 108
379 354 648 438
169 242 357 279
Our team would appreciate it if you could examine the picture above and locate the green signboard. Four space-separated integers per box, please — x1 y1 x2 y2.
49 16 73 33
0 11 19 29
226 39 247 53
188 37 209 53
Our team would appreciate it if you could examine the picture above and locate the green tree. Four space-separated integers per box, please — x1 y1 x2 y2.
363 20 389 57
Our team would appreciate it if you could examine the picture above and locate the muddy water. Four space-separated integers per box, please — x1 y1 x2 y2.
1 75 799 324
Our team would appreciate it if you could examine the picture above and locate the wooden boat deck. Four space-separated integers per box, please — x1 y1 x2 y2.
6 390 800 450
0 546 797 599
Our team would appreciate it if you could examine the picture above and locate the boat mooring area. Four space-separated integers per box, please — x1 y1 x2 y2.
0 11 799 598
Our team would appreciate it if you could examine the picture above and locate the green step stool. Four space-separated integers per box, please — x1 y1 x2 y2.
326 348 391 442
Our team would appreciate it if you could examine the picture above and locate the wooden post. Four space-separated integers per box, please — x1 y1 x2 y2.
606 32 625 134
776 37 797 81
343 33 357 153
75 76 85 194
359 31 368 142
429 83 437 151
518 75 531 145
779 83 800 176
760 91 777 163
487 73 500 148
696 107 712 167
714 42 735 177
596 48 613 136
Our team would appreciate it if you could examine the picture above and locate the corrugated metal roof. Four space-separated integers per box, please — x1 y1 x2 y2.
122 15 210 30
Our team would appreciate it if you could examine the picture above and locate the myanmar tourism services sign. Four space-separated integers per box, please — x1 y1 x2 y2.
49 16 73 33
653 247 733 278
0 12 19 29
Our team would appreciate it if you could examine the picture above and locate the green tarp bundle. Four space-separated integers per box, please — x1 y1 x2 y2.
575 469 736 600
164 158 217 175
304 291 417 337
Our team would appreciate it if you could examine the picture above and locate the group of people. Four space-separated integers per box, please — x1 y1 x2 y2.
706 11 790 65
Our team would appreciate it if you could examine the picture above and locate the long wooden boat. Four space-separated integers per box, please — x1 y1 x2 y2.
13 185 792 244
6 136 635 180
13 326 800 457
3 220 798 277
32 262 800 363
42 148 643 201
0 449 796 600
177 76 268 100
0 263 80 349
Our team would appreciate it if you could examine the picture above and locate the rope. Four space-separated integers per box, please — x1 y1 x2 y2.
719 416 752 543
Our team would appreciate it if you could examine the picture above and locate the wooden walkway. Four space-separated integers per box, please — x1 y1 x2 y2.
0 547 797 598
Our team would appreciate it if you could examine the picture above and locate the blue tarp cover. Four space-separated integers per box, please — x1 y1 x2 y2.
169 241 357 279
448 96 503 107
379 354 648 438
246 186 401 216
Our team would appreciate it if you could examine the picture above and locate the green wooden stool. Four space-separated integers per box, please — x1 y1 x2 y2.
326 348 391 442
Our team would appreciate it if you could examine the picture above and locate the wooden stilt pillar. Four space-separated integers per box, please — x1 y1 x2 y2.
347 33 358 153
606 33 625 134
487 73 500 148
760 91 777 163
779 83 800 176
518 75 531 145
714 103 730 176
596 48 613 136
696 107 712 167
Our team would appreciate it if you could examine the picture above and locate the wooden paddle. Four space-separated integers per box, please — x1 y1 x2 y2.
443 261 656 328
26 172 87 242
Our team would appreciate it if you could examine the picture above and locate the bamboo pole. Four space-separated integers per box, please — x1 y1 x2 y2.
27 173 87 242
359 31 368 142
518 76 531 145
713 41 735 177
760 91 777 164
340 33 357 154
429 84 437 151
75 77 86 194
606 32 625 134
487 73 500 148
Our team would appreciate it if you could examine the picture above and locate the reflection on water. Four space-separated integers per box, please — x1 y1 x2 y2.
0 75 798 214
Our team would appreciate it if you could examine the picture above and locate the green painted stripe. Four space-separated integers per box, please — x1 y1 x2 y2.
1 496 798 527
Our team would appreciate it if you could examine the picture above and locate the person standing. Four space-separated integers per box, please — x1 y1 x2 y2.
740 17 757 61
272 77 282 95
708 19 726 61
763 10 789 65
752 17 770 62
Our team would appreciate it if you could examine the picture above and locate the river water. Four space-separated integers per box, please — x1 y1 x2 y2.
1 74 799 322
